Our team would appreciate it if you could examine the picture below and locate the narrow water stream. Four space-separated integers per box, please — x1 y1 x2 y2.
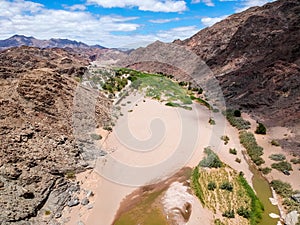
250 164 280 225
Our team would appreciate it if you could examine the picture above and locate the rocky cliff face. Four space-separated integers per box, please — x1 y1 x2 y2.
176 0 300 128
0 46 111 223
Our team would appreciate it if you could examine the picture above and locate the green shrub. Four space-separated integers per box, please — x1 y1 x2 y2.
237 206 251 218
191 167 205 205
270 180 293 197
237 173 264 225
271 161 292 172
255 123 266 135
209 118 216 125
229 148 237 155
221 135 230 145
220 181 233 192
261 167 272 175
208 181 217 191
271 140 280 146
269 154 286 161
291 158 300 164
214 219 225 225
239 131 265 166
234 110 241 117
222 209 235 218
45 210 51 215
90 133 102 140
224 109 250 130
65 170 76 180
199 147 223 168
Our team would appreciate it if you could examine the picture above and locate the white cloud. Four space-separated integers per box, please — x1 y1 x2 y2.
64 4 87 11
0 0 141 47
157 26 199 40
191 0 215 7
201 15 228 26
149 18 180 23
87 0 187 12
236 0 276 12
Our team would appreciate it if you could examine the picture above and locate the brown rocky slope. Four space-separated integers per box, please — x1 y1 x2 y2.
0 46 111 224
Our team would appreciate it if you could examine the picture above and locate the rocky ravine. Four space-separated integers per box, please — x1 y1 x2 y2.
0 46 111 224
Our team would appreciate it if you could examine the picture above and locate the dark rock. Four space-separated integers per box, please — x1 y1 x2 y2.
67 197 79 207
81 197 89 206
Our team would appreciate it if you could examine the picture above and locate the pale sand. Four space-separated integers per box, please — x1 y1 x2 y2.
65 94 255 225
242 113 300 191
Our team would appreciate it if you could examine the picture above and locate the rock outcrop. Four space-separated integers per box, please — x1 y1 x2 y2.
0 46 111 224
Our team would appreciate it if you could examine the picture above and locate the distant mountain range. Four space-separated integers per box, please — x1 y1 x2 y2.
0 35 106 50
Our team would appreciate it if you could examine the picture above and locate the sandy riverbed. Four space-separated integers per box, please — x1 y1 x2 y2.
64 93 286 225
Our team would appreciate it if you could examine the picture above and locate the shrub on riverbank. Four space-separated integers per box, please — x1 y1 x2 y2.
255 122 266 135
269 154 286 161
239 131 265 166
224 109 251 130
199 147 223 168
271 161 292 172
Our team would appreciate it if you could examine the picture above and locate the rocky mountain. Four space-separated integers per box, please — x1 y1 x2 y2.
176 0 300 126
0 46 111 224
120 0 300 154
0 35 106 50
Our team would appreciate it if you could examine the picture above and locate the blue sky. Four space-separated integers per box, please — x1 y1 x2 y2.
0 0 275 48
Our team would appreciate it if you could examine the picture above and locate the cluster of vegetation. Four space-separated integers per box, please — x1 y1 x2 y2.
102 76 128 93
237 173 264 225
190 95 212 110
165 102 192 110
229 148 237 155
255 122 267 135
209 117 216 125
90 133 102 140
208 181 217 191
239 131 265 166
269 154 286 161
199 147 223 168
222 209 235 218
291 158 300 164
224 109 251 130
191 166 205 205
220 181 233 192
221 135 230 145
237 206 251 219
270 180 300 219
271 139 280 146
271 161 292 172
214 219 225 225
115 68 193 107
260 167 272 175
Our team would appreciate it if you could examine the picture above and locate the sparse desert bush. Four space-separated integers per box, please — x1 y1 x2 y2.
271 140 280 146
65 170 76 180
221 135 230 145
90 133 102 140
220 181 233 192
235 158 241 163
269 154 286 161
224 109 250 130
237 206 251 219
270 180 293 197
45 210 51 215
255 122 266 135
229 148 237 155
222 209 235 218
209 118 216 125
234 109 241 117
260 167 272 175
271 161 292 172
239 131 265 166
291 158 300 164
207 181 217 191
214 219 225 225
199 147 223 168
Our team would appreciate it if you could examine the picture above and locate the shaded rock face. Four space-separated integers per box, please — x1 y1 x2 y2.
0 46 110 223
175 0 300 129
